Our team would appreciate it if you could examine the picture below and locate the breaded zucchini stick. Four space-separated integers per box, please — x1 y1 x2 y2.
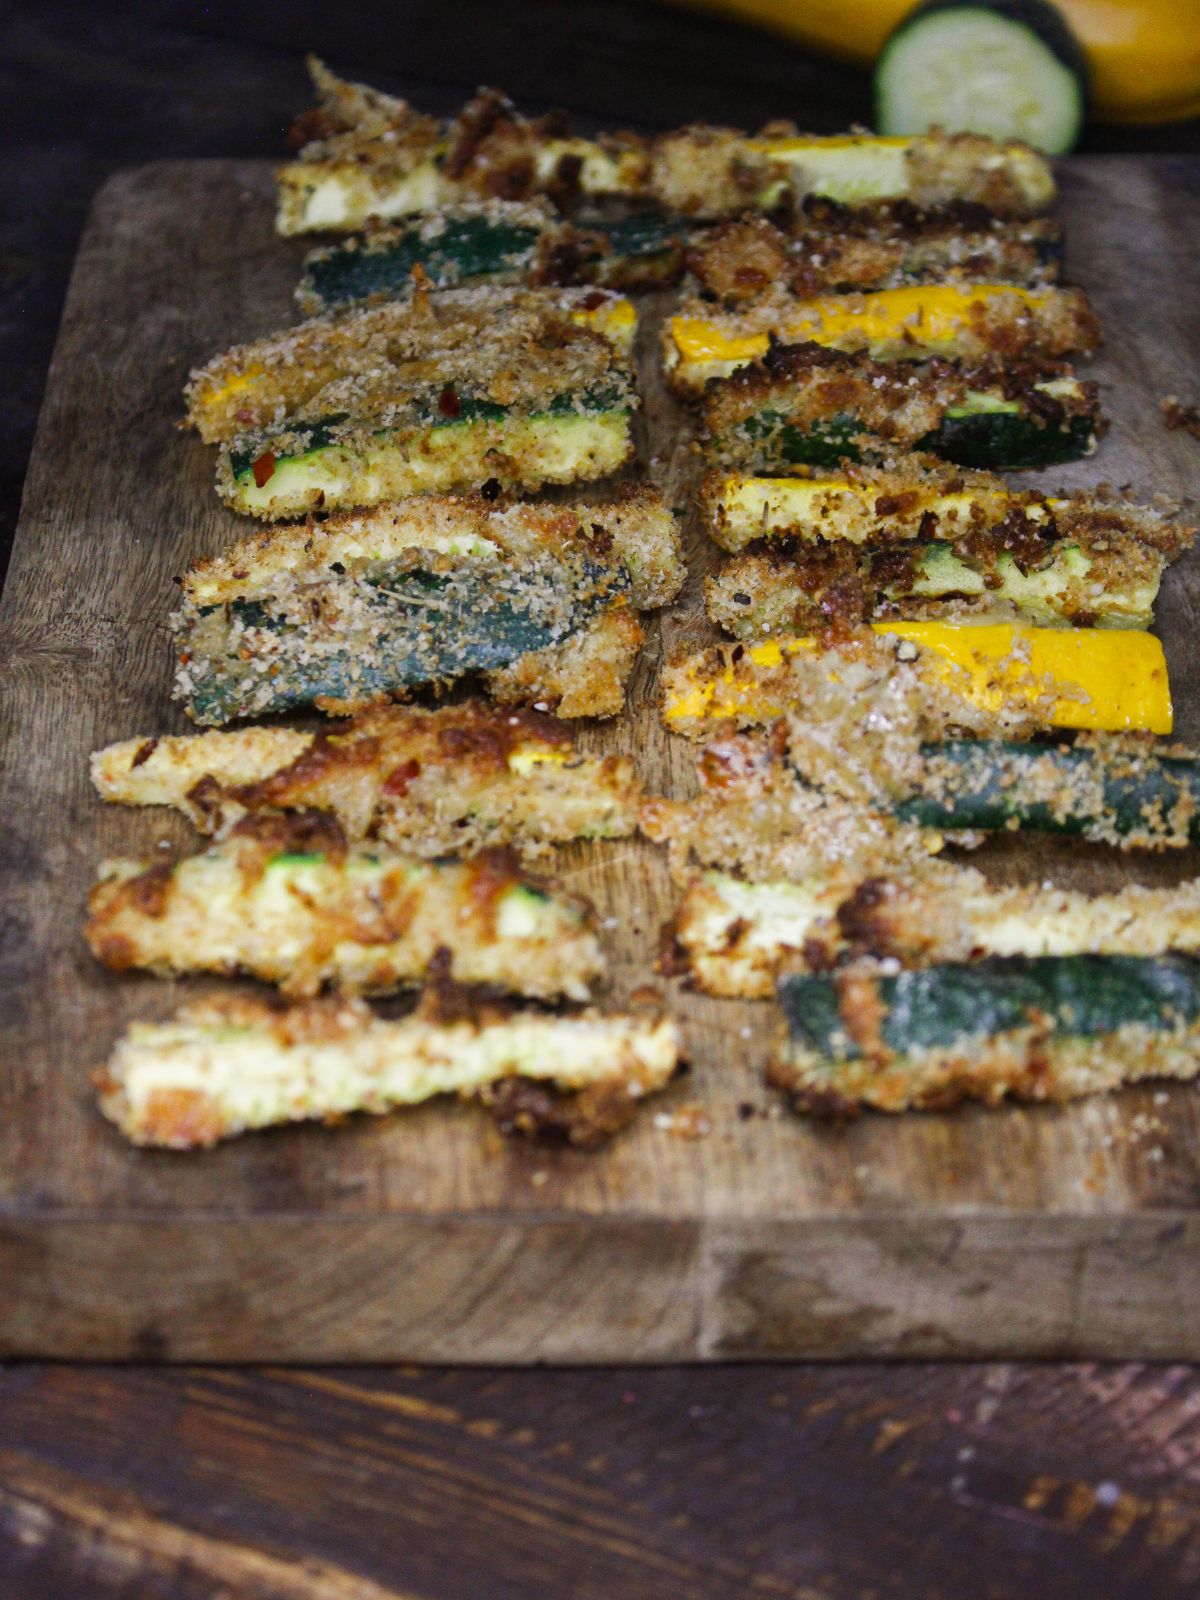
698 688 1200 852
297 202 687 314
97 989 682 1149
661 624 1173 740
699 468 1190 558
894 736 1200 849
665 284 1100 392
660 681 1194 857
85 816 604 1001
186 288 639 520
771 955 1200 1115
173 491 681 723
185 281 640 444
701 343 1098 473
276 61 1054 233
706 532 1169 633
185 284 636 445
687 206 1062 305
92 701 643 857
641 723 941 887
668 867 1200 998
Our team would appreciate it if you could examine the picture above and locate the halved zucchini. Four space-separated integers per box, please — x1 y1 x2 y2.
876 0 1088 155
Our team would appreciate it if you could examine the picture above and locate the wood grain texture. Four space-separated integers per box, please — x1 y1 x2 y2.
1 156 1199 1360
4 1362 1200 1599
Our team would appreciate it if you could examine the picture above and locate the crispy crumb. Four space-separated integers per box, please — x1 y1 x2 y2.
1162 396 1200 440
654 1103 712 1139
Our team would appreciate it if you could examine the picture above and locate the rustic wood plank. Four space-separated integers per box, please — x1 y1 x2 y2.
3 1362 1200 1599
1 155 1200 1360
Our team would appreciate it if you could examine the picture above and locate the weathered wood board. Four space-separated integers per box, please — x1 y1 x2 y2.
2 156 1199 1362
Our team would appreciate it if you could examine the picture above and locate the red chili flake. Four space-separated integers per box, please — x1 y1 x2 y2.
578 290 607 311
383 759 421 797
252 452 277 488
438 387 462 419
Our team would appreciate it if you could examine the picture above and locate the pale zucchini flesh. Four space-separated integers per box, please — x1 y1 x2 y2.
98 994 681 1148
85 832 604 1002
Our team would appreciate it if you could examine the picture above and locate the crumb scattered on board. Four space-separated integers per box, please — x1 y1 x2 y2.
1162 395 1200 440
654 1103 712 1139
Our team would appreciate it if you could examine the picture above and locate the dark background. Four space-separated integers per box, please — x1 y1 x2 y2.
5 3 1200 1596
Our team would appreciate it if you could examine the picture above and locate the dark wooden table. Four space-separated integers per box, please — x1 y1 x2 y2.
5 3 1200 1594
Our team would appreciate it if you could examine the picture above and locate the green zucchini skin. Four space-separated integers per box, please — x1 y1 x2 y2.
741 401 1096 472
298 212 687 313
221 386 635 518
925 408 1097 468
780 954 1200 1062
895 740 1200 847
177 557 628 725
226 383 629 482
299 215 544 310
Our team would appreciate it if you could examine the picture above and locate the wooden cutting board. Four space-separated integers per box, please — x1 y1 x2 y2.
2 156 1199 1362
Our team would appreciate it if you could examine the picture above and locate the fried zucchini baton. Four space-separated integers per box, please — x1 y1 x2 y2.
661 624 1173 739
92 702 643 857
185 288 638 519
641 722 942 887
661 684 1193 857
97 989 682 1150
893 737 1200 848
703 465 1189 626
297 202 687 313
173 490 682 724
185 285 635 445
276 61 1055 233
665 284 1100 392
771 955 1200 1115
702 343 1099 472
668 867 1200 997
85 816 604 1001
699 468 1190 558
687 205 1062 305
755 690 1200 851
706 533 1170 633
